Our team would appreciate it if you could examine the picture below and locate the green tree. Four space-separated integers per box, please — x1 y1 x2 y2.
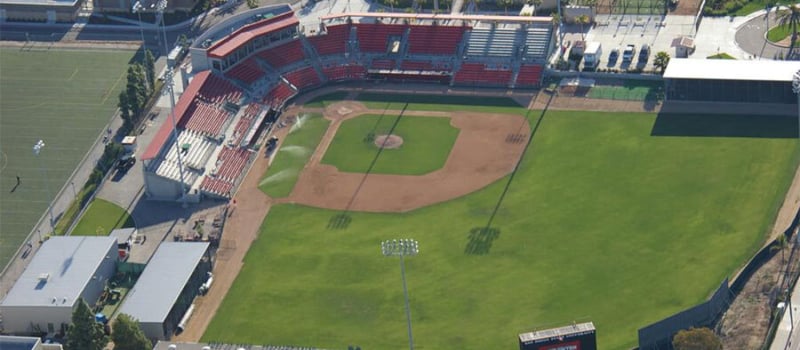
498 0 514 13
385 0 398 10
118 91 133 129
65 298 108 350
778 5 800 44
551 12 561 27
654 51 670 74
672 327 722 350
178 34 190 51
111 314 152 350
246 0 259 9
532 0 542 14
125 64 148 124
576 14 590 40
143 49 155 93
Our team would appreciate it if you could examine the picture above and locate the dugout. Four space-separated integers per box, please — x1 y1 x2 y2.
519 322 597 350
664 59 800 105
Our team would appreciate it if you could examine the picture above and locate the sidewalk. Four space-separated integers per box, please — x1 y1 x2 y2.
770 273 800 350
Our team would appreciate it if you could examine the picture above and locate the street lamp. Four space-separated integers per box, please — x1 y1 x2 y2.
32 140 55 231
156 0 188 208
381 239 419 350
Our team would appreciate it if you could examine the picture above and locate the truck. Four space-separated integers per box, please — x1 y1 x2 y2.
583 42 602 70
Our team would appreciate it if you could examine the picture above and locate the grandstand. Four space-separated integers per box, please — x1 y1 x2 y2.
144 8 554 202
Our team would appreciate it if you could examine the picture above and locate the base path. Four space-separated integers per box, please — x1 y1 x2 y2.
282 101 531 212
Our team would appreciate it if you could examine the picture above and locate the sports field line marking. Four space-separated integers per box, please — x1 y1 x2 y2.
0 151 7 174
68 68 79 81
102 70 126 105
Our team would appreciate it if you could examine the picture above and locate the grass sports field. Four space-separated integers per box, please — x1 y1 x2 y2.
322 114 459 175
0 48 135 267
205 95 798 349
71 199 135 236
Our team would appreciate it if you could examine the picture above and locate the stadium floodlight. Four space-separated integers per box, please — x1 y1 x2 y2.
156 0 188 208
793 69 800 139
132 1 146 51
32 140 55 231
381 239 419 350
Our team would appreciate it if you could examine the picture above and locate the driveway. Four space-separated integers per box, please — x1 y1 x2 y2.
734 8 795 60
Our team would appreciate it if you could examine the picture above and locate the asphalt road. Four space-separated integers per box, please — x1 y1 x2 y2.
734 10 796 60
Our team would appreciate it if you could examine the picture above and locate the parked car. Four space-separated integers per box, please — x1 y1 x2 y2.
116 154 136 172
639 44 651 63
622 44 636 62
608 47 620 65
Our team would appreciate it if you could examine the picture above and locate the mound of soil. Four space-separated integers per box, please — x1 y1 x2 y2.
374 134 404 149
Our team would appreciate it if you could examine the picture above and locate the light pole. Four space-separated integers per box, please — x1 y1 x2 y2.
132 1 146 52
157 0 188 208
381 239 419 350
32 140 55 231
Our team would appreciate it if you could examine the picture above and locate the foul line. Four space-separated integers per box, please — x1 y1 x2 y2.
102 70 126 105
68 68 79 81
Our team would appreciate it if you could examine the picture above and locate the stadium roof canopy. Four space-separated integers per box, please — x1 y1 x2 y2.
117 242 209 324
1 236 117 308
664 58 800 82
207 11 299 58
320 12 552 23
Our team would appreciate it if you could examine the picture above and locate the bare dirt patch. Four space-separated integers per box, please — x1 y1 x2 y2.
374 134 404 149
281 102 530 213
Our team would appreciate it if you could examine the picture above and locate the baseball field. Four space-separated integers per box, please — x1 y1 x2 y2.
0 48 135 268
204 93 798 349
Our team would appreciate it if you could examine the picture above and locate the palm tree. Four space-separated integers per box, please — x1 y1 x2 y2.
576 14 590 40
654 51 670 74
386 0 398 11
778 4 800 45
498 0 514 14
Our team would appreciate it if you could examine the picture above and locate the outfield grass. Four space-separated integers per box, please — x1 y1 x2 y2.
587 81 663 101
71 199 135 236
0 49 134 266
321 115 459 175
205 109 798 349
259 113 329 198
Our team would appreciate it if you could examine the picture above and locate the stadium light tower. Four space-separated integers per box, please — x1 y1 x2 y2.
132 1 146 51
157 0 188 208
793 69 800 139
381 239 419 350
33 140 55 231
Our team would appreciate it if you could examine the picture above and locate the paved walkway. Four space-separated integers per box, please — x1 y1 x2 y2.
734 6 795 59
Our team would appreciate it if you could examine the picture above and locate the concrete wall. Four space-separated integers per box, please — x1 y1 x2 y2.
79 242 118 307
139 321 166 342
0 305 72 334
144 170 184 200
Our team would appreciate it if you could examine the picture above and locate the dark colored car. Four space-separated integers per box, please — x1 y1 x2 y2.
639 44 651 63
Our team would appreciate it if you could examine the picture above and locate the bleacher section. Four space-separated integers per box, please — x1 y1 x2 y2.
515 64 544 87
284 66 322 90
257 40 306 68
371 59 396 70
524 25 552 59
264 82 297 106
198 73 244 104
201 146 252 197
200 177 235 198
230 104 261 146
322 63 367 81
307 24 349 56
153 129 216 185
225 58 266 84
407 25 466 55
355 23 406 53
179 100 233 138
453 63 513 86
466 28 520 57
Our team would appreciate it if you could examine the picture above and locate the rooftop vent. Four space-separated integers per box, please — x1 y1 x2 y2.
38 273 50 282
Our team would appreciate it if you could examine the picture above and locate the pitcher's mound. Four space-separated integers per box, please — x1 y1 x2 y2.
374 134 404 149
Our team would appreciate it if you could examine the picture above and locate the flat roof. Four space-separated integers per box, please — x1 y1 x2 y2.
1 236 116 308
0 336 40 350
0 0 78 7
663 58 800 82
519 322 596 342
321 12 552 23
118 242 209 324
207 12 299 58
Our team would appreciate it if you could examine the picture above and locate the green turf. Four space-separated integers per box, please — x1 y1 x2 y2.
321 114 460 175
71 199 135 236
767 24 799 45
0 48 134 266
707 52 737 59
587 81 663 101
205 109 798 349
259 113 329 198
357 93 528 115
304 91 350 108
